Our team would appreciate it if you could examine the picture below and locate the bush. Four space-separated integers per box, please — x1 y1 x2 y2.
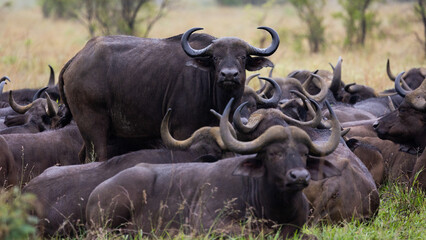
0 187 38 240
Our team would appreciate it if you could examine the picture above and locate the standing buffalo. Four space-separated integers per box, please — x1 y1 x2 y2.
59 27 279 162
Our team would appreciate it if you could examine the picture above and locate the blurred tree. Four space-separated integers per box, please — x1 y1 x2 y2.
217 0 268 6
39 0 170 37
289 0 325 53
415 0 426 58
334 0 380 48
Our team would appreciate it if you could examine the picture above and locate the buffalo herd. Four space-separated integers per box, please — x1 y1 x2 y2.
0 27 424 238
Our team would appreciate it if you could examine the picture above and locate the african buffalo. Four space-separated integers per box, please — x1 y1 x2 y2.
374 71 426 191
347 136 418 186
374 72 426 150
23 111 235 237
84 99 341 238
0 65 60 105
231 98 379 224
0 91 60 134
0 124 82 188
410 150 426 191
386 59 425 90
58 27 279 162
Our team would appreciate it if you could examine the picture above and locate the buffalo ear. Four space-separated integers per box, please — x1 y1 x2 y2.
306 156 341 180
346 138 360 151
232 157 265 178
186 58 211 71
245 57 274 71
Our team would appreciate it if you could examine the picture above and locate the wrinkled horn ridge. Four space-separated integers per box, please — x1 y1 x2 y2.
248 26 280 56
181 27 211 57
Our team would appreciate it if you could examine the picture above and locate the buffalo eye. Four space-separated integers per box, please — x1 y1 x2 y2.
213 56 220 62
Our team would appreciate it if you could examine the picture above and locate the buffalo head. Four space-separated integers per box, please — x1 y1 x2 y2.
1 91 60 133
182 27 279 111
374 72 426 149
220 99 341 192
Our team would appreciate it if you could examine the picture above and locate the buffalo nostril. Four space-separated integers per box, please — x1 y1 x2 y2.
220 68 238 79
287 169 310 183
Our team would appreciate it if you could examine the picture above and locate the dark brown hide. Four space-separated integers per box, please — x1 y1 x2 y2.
59 29 278 162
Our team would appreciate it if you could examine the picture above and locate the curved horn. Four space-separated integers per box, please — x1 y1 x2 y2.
181 27 211 57
248 26 280 56
344 83 365 93
329 56 343 93
0 81 7 94
220 99 340 155
287 73 328 102
45 92 58 117
0 76 11 84
268 66 274 78
387 96 396 111
232 102 264 134
278 92 322 127
395 71 409 97
253 77 282 107
288 70 300 78
48 65 55 86
329 62 335 71
9 91 34 114
161 108 226 150
302 101 341 156
246 73 260 85
32 87 48 102
386 59 396 81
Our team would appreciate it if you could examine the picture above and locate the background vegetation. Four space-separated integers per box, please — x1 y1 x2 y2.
0 0 425 238
0 0 425 92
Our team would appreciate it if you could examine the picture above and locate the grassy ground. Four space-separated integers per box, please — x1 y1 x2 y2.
2 181 423 239
0 1 425 239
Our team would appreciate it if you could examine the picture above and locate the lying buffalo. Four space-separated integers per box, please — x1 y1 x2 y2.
374 71 426 191
59 27 279 162
85 99 341 238
23 110 235 237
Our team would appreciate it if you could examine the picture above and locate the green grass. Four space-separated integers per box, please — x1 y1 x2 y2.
302 183 426 240
8 182 421 239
